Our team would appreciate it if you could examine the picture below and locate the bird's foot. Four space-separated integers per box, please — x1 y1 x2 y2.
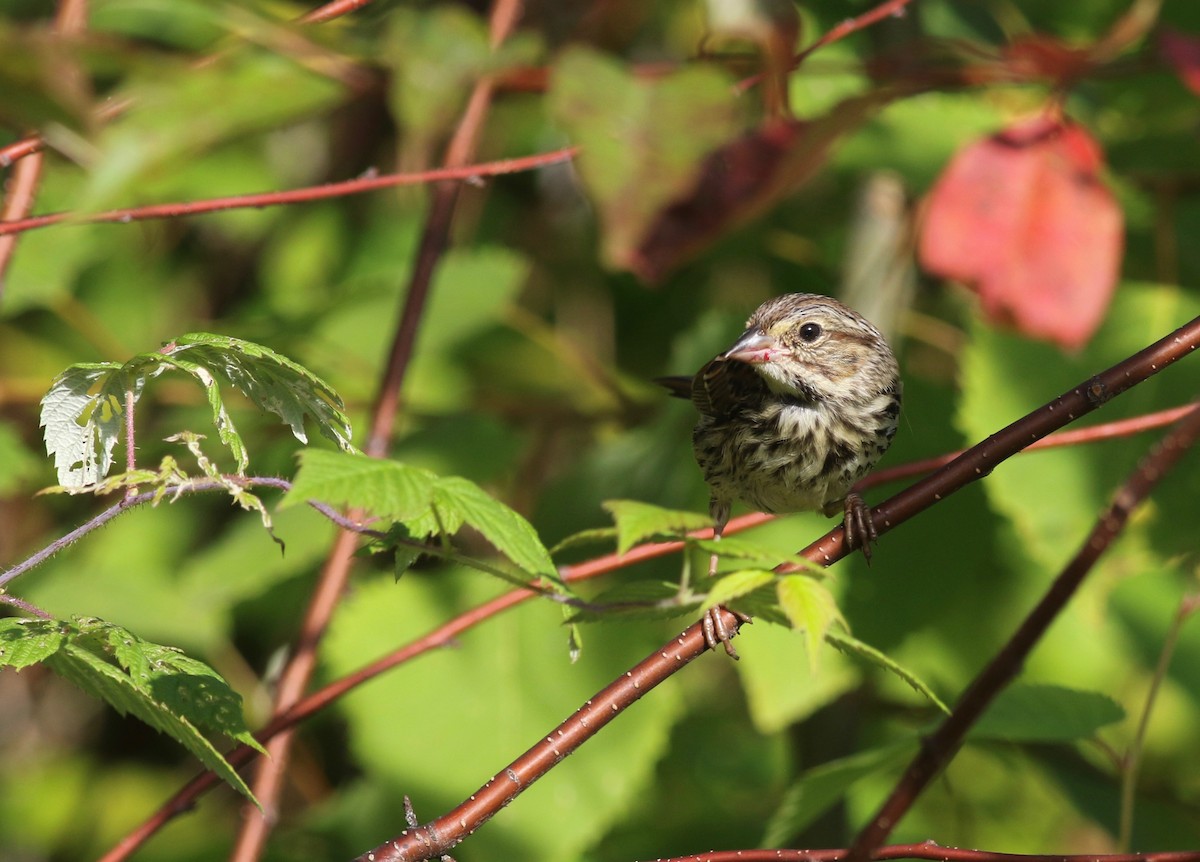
843 492 878 563
701 605 752 659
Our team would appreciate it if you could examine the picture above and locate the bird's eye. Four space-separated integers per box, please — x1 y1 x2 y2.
799 322 822 342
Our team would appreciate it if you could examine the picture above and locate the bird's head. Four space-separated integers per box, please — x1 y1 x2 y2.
723 293 897 404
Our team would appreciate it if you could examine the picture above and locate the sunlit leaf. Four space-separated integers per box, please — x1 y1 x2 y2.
602 499 712 555
970 683 1125 742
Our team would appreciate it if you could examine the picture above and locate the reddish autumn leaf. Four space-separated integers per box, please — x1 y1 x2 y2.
1158 28 1200 95
631 92 889 283
918 115 1123 350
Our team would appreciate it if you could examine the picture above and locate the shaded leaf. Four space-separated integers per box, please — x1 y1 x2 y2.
762 742 916 846
918 115 1123 349
970 683 1125 743
12 617 262 803
825 630 950 713
548 47 741 273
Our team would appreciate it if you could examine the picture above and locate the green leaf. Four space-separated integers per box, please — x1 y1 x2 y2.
762 742 916 846
692 536 826 572
777 575 845 670
825 630 950 714
39 362 133 489
433 477 557 579
548 47 741 270
165 333 355 456
0 618 68 669
36 618 260 803
701 569 775 611
547 526 619 557
39 333 353 489
602 499 712 555
285 450 435 521
970 683 1125 743
287 451 556 580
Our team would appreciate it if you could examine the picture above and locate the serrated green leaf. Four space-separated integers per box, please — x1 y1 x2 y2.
702 569 776 611
0 618 68 669
970 683 1125 743
825 630 950 713
39 362 126 489
762 742 916 846
44 623 260 804
288 451 555 582
777 575 844 671
433 477 557 579
602 499 712 555
284 451 436 520
39 333 352 488
166 333 355 458
548 526 619 557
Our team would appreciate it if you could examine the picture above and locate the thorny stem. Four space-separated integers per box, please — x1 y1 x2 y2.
845 401 1200 862
1117 591 1200 850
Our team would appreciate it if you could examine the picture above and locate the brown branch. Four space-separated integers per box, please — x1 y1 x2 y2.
226 0 528 859
646 845 1200 862
0 148 578 237
845 402 1200 862
349 317 1200 862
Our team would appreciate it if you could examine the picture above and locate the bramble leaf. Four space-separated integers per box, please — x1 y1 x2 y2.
1 616 261 803
777 575 845 671
825 630 950 713
970 683 1125 742
286 451 556 580
602 499 712 555
38 333 354 490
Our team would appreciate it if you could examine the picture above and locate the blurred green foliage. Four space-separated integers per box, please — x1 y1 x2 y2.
1 1 1199 861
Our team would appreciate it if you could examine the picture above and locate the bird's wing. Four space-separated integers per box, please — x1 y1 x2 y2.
689 358 767 419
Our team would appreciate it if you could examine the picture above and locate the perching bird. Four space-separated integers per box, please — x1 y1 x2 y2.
661 293 901 656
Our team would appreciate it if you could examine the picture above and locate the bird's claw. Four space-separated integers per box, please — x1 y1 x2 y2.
701 605 752 659
842 491 877 563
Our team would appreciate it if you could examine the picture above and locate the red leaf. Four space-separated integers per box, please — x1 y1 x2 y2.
1159 28 1200 95
918 115 1123 350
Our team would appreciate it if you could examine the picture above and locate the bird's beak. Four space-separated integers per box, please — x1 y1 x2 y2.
724 330 785 364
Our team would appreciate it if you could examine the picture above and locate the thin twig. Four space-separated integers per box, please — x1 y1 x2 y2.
845 402 1200 862
0 148 578 238
299 0 375 24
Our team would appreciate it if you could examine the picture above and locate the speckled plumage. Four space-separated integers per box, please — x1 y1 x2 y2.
668 292 902 549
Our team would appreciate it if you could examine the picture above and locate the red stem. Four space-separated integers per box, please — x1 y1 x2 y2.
0 149 578 237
